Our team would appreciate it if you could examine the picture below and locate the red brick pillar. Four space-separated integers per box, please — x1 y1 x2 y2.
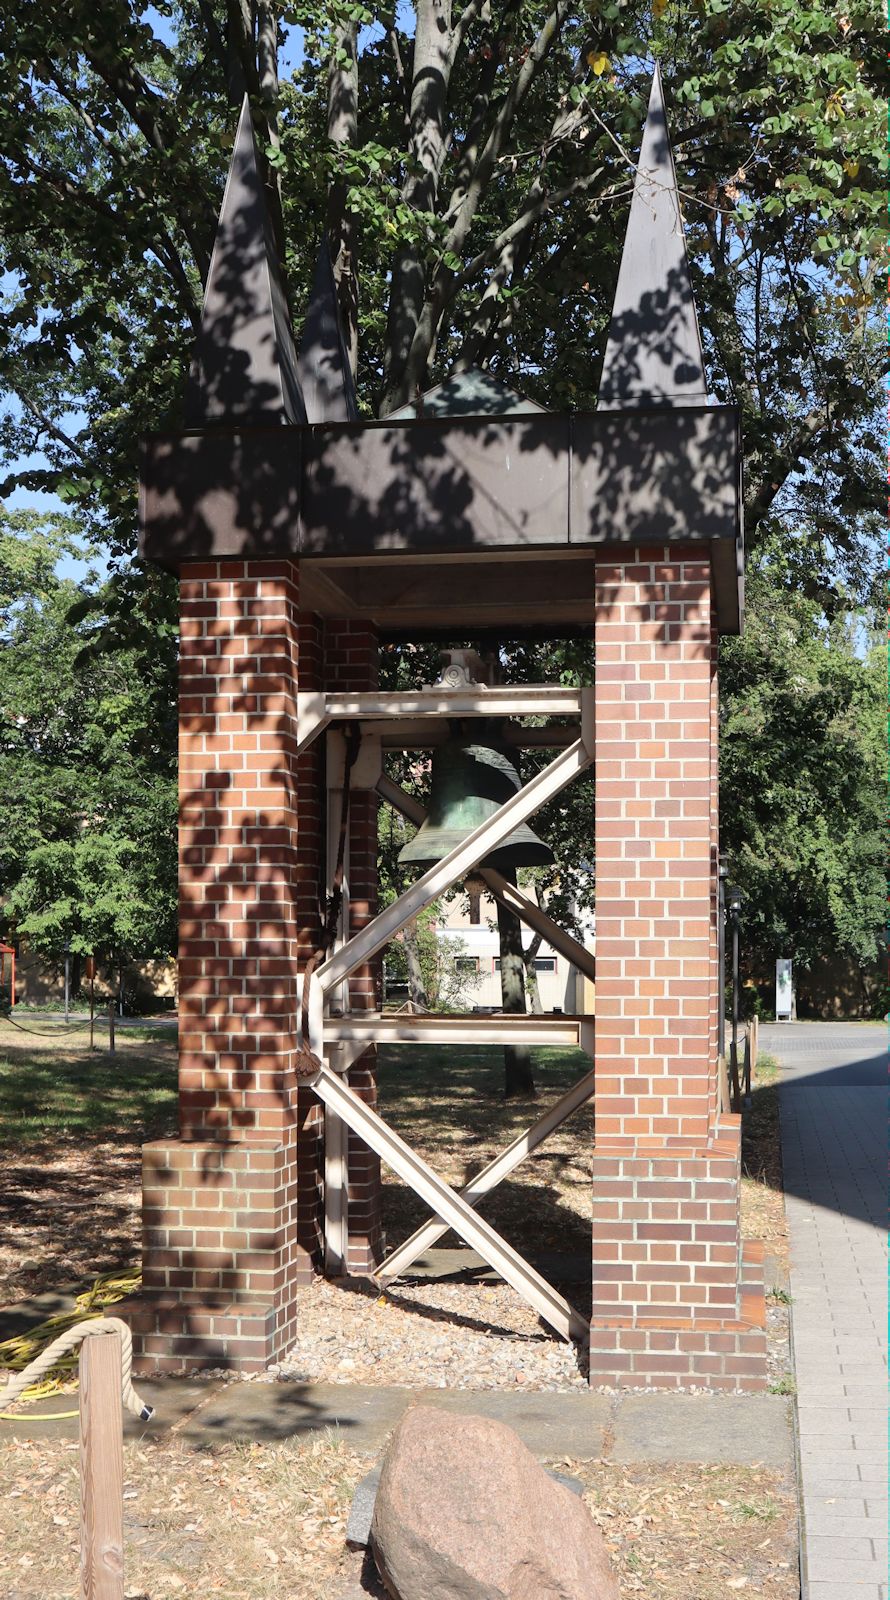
324 621 383 1273
127 559 312 1373
589 546 766 1390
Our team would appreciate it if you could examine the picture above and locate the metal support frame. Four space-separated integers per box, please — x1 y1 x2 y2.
376 1065 596 1282
296 686 585 755
315 715 593 1003
306 685 595 1346
323 743 350 1274
376 773 597 985
313 1063 588 1343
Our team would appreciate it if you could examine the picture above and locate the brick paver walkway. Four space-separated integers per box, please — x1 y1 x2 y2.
767 1023 887 1600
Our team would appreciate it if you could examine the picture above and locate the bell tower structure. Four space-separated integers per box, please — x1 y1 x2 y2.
125 76 765 1389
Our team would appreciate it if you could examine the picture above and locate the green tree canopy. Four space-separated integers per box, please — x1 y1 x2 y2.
0 3 882 992
0 520 176 967
720 565 883 975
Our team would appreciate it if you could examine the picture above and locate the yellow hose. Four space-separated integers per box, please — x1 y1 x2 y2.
0 1268 142 1418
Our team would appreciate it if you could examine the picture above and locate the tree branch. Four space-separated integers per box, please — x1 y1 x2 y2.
327 16 360 374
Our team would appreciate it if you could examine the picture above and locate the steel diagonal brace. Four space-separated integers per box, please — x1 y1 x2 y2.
316 733 593 997
312 1063 588 1345
375 773 597 985
375 1065 597 1284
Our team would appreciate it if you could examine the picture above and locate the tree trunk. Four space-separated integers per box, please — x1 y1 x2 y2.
523 932 544 1015
402 920 429 1011
496 868 535 1097
326 16 359 375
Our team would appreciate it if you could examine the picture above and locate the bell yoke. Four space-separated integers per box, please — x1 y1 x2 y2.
123 68 767 1392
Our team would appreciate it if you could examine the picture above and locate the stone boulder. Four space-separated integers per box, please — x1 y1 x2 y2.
369 1406 619 1600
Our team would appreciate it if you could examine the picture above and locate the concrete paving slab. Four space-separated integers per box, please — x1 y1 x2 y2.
0 1376 217 1443
808 1586 886 1600
610 1392 793 1469
0 1284 81 1343
803 1517 884 1540
808 1557 889 1584
411 1387 611 1459
179 1380 412 1453
807 1534 879 1562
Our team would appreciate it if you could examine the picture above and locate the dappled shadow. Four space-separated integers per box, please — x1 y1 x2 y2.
0 1147 142 1310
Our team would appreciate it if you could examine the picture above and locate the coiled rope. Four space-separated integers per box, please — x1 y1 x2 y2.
0 1317 154 1423
1 1268 138 1376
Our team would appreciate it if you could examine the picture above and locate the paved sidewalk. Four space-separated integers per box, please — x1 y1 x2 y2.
768 1022 887 1600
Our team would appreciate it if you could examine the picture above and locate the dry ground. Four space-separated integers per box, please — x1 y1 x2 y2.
739 1052 787 1266
1 1024 795 1597
0 1023 786 1311
0 1432 799 1600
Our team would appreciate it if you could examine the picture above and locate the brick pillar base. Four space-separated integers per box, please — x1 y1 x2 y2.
123 1138 302 1374
590 1122 767 1390
122 561 312 1375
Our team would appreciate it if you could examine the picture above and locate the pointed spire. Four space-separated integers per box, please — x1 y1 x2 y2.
297 239 359 422
598 65 708 410
186 96 305 426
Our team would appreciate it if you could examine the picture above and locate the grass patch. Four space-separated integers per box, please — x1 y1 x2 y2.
567 1459 798 1599
0 1025 177 1150
768 1375 796 1395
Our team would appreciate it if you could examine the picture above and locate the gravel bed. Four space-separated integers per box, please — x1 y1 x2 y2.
279 1275 590 1391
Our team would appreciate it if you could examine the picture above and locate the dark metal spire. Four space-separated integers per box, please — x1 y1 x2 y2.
185 96 306 425
297 239 359 422
598 65 708 410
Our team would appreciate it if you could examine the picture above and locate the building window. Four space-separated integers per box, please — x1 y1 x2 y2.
455 956 480 972
493 956 557 973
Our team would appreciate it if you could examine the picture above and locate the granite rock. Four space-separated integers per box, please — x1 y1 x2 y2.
369 1406 619 1600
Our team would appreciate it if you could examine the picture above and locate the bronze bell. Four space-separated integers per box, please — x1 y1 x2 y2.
398 737 554 872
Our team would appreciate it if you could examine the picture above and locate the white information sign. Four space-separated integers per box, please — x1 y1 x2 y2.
775 959 793 1020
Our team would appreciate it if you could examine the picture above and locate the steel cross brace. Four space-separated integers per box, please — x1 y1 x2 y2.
312 1062 588 1345
375 1064 596 1284
375 773 596 985
314 708 593 1007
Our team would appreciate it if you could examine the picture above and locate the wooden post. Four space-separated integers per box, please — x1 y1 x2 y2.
79 1331 124 1600
108 1001 116 1054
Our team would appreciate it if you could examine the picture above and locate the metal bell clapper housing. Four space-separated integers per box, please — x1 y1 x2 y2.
398 737 555 872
